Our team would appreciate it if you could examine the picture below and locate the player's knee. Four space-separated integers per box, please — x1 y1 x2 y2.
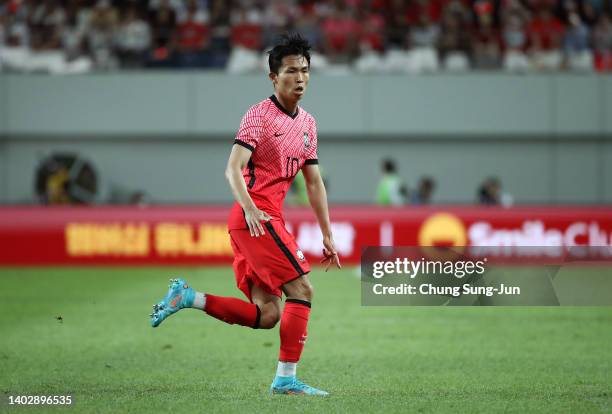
296 279 314 302
258 303 281 329
305 282 314 302
283 276 314 302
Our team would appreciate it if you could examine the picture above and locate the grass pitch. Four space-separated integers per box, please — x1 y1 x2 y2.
0 267 611 413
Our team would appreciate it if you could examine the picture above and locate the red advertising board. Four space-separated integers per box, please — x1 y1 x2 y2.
0 205 611 266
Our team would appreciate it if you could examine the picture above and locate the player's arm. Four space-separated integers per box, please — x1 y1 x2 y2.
301 164 341 271
225 145 271 237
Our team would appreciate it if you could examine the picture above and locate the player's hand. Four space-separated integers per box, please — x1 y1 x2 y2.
244 207 272 237
320 235 341 272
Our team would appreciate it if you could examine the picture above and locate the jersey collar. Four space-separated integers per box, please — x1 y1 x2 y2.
269 95 299 119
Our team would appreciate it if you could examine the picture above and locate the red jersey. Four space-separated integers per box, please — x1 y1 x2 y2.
228 95 318 230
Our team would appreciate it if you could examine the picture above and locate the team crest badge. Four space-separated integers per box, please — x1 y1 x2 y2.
296 249 305 262
303 132 310 149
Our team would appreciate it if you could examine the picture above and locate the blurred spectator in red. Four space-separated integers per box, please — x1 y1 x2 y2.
226 4 263 74
438 8 471 71
527 6 565 70
360 11 385 52
148 0 176 67
472 0 502 69
230 4 263 50
405 0 445 25
175 0 210 68
86 0 119 70
321 0 360 63
30 0 65 50
593 13 612 71
354 10 385 73
115 5 150 68
502 10 530 71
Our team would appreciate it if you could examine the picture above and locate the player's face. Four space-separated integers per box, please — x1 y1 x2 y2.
271 55 310 101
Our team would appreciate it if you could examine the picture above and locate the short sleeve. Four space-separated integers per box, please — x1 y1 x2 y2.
303 117 318 165
234 105 263 152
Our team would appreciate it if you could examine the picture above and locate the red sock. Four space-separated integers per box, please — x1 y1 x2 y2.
204 294 260 328
279 299 311 363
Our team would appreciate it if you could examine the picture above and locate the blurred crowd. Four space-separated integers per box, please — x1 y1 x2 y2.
1 0 611 74
375 158 514 206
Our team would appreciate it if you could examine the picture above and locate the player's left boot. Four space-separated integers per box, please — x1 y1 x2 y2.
150 278 195 328
270 376 329 396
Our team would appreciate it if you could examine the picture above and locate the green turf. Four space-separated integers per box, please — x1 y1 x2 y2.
0 267 610 413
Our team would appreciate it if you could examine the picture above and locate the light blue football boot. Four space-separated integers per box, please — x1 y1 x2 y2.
270 376 329 396
150 278 195 328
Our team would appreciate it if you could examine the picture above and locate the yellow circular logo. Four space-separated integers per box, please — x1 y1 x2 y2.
418 213 467 247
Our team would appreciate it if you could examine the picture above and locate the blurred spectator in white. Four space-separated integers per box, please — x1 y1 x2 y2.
354 10 385 73
0 0 31 71
61 1 87 59
593 13 612 72
321 1 359 64
407 9 440 73
471 0 501 69
527 6 565 71
375 158 407 206
59 0 92 74
438 9 471 71
27 0 68 72
175 0 210 68
115 5 150 69
148 0 176 67
226 4 263 74
86 0 119 70
502 10 530 72
563 11 592 71
411 176 436 205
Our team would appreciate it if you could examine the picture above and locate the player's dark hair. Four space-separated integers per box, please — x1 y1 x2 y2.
268 33 311 74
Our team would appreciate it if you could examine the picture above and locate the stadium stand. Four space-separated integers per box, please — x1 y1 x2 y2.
1 0 611 74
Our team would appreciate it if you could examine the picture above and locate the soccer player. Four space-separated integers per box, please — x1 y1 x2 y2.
150 34 341 396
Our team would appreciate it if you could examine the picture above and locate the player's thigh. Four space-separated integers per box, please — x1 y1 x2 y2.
282 274 313 301
251 283 282 328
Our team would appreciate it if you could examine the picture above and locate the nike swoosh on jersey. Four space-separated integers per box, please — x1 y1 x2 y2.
274 132 284 137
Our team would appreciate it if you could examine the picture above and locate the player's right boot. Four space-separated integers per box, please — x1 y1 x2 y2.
270 376 329 396
150 278 195 328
